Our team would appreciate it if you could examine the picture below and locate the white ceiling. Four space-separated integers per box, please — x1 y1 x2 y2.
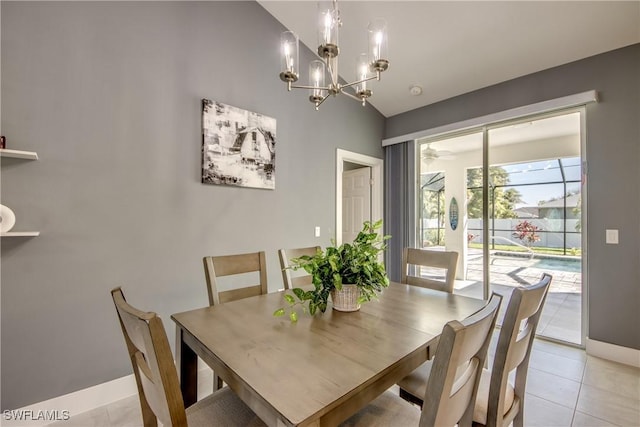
259 1 640 118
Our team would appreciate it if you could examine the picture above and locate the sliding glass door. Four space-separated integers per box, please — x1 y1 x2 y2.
416 109 584 345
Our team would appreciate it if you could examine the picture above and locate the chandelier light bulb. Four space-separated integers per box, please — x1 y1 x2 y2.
323 13 332 45
279 31 299 84
374 32 383 59
368 18 389 72
317 1 338 55
309 60 326 106
360 64 368 81
355 52 372 102
284 44 291 68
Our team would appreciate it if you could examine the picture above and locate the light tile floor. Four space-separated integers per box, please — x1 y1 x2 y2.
48 339 640 427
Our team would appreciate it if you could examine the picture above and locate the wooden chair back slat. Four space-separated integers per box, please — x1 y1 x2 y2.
402 248 459 293
218 285 265 304
406 276 452 293
208 253 263 277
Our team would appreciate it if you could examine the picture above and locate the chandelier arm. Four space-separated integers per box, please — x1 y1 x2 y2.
340 75 378 90
314 94 331 109
341 91 364 103
290 84 329 91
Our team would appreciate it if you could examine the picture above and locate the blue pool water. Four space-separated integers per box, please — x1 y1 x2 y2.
533 257 581 273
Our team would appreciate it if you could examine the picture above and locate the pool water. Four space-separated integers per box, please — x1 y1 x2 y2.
533 257 582 273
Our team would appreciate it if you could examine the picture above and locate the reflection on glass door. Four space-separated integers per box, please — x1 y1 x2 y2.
417 110 584 345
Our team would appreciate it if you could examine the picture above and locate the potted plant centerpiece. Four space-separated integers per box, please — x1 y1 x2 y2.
274 220 390 322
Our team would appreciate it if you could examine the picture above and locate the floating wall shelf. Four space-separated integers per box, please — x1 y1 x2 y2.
0 148 40 237
1 231 40 237
0 149 39 160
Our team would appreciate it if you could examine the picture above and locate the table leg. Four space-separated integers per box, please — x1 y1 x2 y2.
175 327 198 406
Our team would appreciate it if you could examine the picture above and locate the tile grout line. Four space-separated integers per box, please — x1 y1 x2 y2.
569 357 589 427
570 355 630 427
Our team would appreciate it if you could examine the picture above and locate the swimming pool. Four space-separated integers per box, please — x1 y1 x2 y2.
533 257 582 273
490 251 582 273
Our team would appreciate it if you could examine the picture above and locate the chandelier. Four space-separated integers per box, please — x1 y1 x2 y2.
279 0 389 110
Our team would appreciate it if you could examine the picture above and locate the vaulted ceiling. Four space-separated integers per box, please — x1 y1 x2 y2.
259 1 640 118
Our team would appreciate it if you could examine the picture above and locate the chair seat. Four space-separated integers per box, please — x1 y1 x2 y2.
186 387 266 427
339 389 421 426
397 359 433 402
472 368 516 425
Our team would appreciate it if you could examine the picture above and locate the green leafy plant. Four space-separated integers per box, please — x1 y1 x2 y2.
274 220 391 322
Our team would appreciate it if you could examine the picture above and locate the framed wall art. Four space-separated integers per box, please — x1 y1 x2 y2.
202 99 276 190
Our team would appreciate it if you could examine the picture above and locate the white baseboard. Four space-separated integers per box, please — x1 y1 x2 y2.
2 361 213 427
586 337 640 368
1 375 138 427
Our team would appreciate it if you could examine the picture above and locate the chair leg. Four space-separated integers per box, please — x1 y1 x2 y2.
399 387 424 407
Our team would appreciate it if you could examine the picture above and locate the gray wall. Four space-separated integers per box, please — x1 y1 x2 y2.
385 44 640 351
0 1 385 409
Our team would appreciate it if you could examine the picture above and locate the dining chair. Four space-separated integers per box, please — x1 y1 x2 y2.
397 274 552 427
473 273 552 427
340 293 502 427
203 251 268 389
400 247 460 368
110 287 265 427
402 247 459 293
203 251 268 306
278 246 321 289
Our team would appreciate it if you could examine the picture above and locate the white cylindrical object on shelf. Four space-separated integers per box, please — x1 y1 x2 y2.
0 204 16 232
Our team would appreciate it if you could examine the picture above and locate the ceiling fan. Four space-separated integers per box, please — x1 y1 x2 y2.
422 143 454 161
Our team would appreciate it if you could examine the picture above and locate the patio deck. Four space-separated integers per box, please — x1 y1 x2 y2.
455 253 582 345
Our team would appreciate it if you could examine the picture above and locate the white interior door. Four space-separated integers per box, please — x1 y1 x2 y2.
342 167 372 243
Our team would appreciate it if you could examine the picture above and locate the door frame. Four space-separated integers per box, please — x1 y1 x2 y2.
336 149 384 245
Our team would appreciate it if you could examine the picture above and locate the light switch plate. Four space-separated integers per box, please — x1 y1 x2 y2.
606 229 619 244
314 226 321 237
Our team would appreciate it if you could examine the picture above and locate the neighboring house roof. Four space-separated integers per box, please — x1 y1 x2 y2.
514 206 539 218
538 193 580 209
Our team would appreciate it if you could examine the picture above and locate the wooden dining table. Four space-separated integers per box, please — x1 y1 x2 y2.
171 282 486 427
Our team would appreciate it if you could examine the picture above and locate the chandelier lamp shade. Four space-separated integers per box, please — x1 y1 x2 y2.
279 0 389 110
